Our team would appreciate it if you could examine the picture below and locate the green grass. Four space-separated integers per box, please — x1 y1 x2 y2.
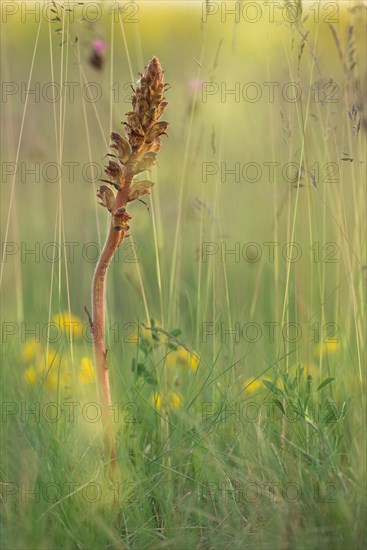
1 1 366 548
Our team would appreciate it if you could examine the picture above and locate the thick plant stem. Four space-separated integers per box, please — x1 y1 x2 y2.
92 227 122 473
91 56 168 478
92 186 129 477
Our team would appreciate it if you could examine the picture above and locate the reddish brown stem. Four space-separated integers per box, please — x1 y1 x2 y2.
92 175 134 477
92 226 122 472
91 56 167 477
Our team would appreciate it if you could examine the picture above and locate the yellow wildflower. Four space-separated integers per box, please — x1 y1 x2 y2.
150 391 163 411
22 344 70 390
176 347 189 362
79 357 95 384
315 341 340 356
243 378 263 395
169 391 183 409
53 311 83 340
165 350 178 368
174 347 199 371
189 354 199 371
23 366 36 385
139 321 166 345
138 324 152 343
45 371 58 390
43 362 70 390
21 341 42 363
149 390 183 412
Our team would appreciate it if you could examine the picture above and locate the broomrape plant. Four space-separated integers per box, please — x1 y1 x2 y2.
90 57 169 476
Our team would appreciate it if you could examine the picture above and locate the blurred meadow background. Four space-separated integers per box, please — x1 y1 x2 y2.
1 1 366 548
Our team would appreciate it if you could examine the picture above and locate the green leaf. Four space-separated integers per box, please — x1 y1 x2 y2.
272 398 285 415
170 328 182 337
262 379 285 398
144 374 157 386
323 397 338 423
167 342 178 351
316 377 335 391
137 363 147 377
304 412 318 431
303 393 312 409
340 397 352 419
296 364 304 384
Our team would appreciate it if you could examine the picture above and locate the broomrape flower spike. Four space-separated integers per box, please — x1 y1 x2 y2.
92 57 168 479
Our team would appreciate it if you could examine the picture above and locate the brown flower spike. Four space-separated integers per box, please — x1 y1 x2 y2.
98 56 169 230
91 57 168 477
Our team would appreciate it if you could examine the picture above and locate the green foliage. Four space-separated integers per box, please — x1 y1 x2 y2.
1 2 366 549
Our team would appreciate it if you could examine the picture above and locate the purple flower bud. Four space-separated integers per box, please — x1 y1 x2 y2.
93 39 107 54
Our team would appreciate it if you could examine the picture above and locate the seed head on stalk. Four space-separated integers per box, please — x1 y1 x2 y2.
92 57 168 479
